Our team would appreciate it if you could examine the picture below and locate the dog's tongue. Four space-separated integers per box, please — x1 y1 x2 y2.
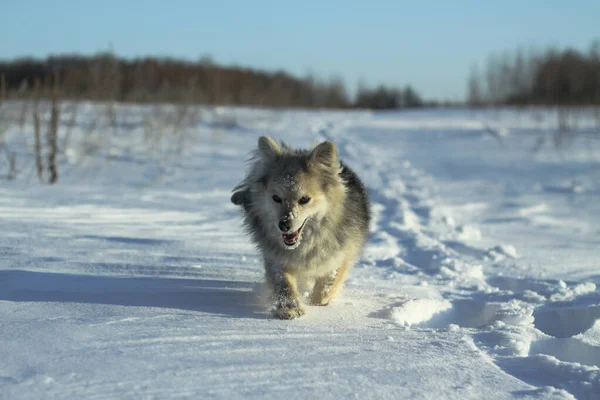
283 231 298 241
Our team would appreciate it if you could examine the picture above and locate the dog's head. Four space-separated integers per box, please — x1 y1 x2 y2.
251 136 344 250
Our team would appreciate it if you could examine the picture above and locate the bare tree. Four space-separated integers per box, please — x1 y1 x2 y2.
32 79 44 182
47 72 59 184
467 64 484 106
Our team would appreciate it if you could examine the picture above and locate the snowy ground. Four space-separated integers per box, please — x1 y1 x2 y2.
1 104 599 399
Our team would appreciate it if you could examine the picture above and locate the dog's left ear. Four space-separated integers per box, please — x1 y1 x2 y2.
309 141 338 169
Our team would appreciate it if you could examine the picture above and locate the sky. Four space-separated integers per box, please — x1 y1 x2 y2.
2 0 599 100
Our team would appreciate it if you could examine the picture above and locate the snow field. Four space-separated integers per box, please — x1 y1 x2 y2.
1 104 599 399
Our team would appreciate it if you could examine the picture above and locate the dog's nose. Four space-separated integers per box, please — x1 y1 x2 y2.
278 220 291 232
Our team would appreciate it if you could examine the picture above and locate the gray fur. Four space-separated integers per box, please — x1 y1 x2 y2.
231 136 371 319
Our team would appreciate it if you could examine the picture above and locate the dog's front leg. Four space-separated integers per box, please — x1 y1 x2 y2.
266 266 305 319
310 255 352 306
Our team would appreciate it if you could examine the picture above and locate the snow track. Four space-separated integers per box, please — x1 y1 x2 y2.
1 105 599 399
318 114 600 399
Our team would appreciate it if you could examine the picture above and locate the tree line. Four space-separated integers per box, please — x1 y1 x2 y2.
0 53 427 110
468 40 600 106
355 84 424 109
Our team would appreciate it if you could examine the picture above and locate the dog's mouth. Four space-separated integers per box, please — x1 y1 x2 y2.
282 219 307 247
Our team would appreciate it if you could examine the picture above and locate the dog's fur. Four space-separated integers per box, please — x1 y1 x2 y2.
231 136 370 319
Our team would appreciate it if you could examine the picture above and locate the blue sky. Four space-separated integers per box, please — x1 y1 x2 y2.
2 0 598 100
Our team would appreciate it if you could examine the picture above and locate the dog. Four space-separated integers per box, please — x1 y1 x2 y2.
231 136 370 319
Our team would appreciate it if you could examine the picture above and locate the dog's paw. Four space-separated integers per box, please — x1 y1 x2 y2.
309 290 331 306
310 298 330 307
272 297 306 319
273 305 306 320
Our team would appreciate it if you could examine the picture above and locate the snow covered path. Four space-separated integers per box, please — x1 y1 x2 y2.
1 106 599 399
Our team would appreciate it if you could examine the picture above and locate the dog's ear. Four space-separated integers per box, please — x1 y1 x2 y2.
231 190 246 206
257 136 280 159
309 141 337 168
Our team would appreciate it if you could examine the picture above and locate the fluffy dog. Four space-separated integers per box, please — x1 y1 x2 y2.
231 137 370 319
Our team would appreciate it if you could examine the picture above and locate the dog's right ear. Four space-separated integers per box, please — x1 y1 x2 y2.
257 136 280 160
231 190 247 206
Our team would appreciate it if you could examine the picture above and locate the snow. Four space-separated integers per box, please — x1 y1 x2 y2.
1 104 599 399
387 298 453 328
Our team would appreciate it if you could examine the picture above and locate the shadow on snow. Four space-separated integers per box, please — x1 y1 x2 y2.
0 269 267 319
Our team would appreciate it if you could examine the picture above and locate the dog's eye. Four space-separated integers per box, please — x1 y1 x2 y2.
272 195 282 203
298 196 311 205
